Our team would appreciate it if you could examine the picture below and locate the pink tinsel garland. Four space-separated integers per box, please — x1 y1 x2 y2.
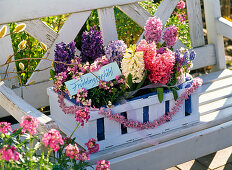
58 78 203 130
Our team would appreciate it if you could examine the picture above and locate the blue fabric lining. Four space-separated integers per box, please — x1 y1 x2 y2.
143 106 149 123
121 112 127 134
97 118 105 141
165 100 169 115
185 95 192 116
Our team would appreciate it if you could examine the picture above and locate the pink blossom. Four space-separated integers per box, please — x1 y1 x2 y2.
0 122 12 134
76 150 89 161
85 138 99 154
42 129 64 151
20 115 39 135
177 13 186 24
96 160 110 170
162 25 178 48
136 39 156 70
176 0 185 9
144 17 163 43
75 108 90 126
0 146 19 161
65 144 79 159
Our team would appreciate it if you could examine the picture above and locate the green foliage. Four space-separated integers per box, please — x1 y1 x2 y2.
8 1 191 85
114 7 143 46
9 23 45 85
165 15 192 48
157 87 164 103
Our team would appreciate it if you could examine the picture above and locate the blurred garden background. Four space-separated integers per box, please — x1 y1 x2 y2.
8 0 232 85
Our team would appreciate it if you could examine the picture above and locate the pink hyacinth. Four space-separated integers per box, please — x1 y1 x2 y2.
162 25 178 48
147 49 175 84
65 144 79 159
144 17 163 43
75 107 90 126
85 138 99 154
42 129 64 151
176 0 185 9
96 160 110 170
136 39 156 70
0 146 19 162
20 115 40 135
0 122 12 134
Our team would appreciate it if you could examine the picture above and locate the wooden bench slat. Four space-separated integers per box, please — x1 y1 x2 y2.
26 11 91 84
24 19 58 48
0 0 141 25
186 0 205 47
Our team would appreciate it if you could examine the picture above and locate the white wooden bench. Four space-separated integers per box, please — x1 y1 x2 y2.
0 0 232 169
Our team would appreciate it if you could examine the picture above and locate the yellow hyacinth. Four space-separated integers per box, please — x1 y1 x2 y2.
0 25 7 38
18 40 27 51
121 45 145 83
14 23 26 33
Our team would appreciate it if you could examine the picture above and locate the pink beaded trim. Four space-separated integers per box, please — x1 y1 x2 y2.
58 78 203 130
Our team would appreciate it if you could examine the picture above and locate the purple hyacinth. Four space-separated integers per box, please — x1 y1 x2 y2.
175 49 181 63
81 26 104 62
182 50 189 65
54 41 76 74
162 25 179 48
105 40 127 66
157 47 167 55
190 50 196 61
144 17 163 43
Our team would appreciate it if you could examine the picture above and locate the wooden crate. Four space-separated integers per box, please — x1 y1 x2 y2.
47 84 200 151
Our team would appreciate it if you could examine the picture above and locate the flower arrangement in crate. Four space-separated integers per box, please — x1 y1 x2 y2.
48 17 203 151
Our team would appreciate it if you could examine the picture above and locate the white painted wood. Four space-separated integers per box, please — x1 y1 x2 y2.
154 0 179 25
0 81 59 134
149 103 165 122
186 0 205 47
173 40 187 51
0 80 53 118
216 17 232 40
98 7 118 45
204 0 226 70
127 108 143 133
199 69 232 84
118 3 152 28
24 19 58 48
89 104 232 164
0 0 142 25
47 85 200 151
0 25 18 88
199 85 232 105
200 96 232 115
104 118 122 140
201 77 232 94
27 11 91 84
109 120 232 170
191 44 216 70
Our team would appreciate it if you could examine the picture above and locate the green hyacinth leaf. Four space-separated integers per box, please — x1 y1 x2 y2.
157 87 164 103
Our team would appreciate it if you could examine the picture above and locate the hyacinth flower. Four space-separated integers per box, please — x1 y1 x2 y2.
121 45 145 84
162 25 179 48
105 40 127 66
54 41 76 74
81 26 104 62
144 17 163 43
